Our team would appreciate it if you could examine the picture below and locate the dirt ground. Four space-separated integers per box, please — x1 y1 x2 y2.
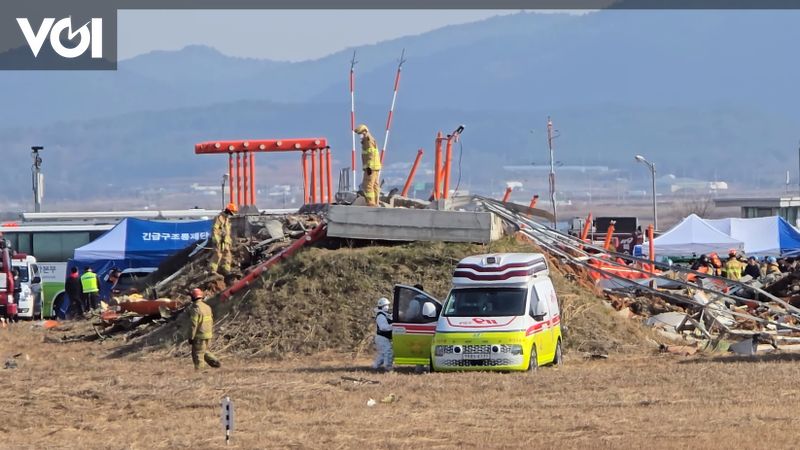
3 325 800 449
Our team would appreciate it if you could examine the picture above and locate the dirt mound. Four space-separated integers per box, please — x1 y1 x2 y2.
118 237 650 358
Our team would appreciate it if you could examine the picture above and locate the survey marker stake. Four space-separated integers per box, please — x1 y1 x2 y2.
221 396 235 445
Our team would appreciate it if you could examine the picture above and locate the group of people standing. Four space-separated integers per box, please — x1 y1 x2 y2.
63 266 120 318
689 250 791 282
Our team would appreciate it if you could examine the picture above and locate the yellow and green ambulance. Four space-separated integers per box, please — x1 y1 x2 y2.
392 253 563 372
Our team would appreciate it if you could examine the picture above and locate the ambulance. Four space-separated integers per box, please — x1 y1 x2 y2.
11 254 43 319
392 253 563 372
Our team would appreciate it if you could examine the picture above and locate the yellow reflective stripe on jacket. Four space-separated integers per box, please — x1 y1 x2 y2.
80 272 99 293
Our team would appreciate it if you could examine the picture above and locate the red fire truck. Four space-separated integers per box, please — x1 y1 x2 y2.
0 236 17 320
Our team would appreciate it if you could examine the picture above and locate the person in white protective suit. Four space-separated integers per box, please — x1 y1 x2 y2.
372 297 394 372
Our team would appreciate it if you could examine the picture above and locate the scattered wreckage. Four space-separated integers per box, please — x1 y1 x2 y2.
479 197 800 356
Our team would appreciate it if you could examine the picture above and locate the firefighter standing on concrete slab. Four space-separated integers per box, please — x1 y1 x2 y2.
188 288 221 370
210 203 237 274
355 124 382 206
372 297 393 372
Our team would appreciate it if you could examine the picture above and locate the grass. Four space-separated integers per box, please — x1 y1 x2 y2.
203 237 650 358
4 326 800 449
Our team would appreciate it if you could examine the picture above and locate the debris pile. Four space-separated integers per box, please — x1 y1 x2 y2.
481 197 800 355
52 213 322 343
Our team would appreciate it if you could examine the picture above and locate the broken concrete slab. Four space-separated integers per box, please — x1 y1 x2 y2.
264 220 285 240
326 205 504 243
646 312 688 331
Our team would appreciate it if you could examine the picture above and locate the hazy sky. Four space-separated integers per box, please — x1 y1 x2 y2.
117 10 519 61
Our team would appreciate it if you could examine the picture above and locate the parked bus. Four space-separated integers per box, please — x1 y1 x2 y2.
0 223 114 317
0 209 219 317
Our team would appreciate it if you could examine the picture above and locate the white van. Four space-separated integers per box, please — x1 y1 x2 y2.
11 254 42 319
392 253 563 372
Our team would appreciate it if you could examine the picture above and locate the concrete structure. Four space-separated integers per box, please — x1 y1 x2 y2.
327 205 503 243
714 196 800 227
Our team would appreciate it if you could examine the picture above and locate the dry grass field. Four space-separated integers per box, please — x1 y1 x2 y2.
2 325 800 449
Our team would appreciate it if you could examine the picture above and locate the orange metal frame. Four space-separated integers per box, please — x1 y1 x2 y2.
195 138 331 208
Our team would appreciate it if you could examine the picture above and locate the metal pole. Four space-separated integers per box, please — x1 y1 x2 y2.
326 148 334 205
380 49 406 163
235 152 242 207
242 152 249 206
221 174 228 210
502 187 512 203
228 153 234 205
402 149 424 198
317 149 325 203
647 224 655 272
547 117 557 228
433 132 442 201
529 195 539 210
651 162 658 231
443 136 454 199
310 150 317 204
301 152 309 205
31 146 44 213
350 51 358 190
250 152 256 206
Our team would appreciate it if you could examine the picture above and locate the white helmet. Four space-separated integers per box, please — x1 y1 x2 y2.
376 297 390 309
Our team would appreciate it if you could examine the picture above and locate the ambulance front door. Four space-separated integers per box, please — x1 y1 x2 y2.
392 284 441 366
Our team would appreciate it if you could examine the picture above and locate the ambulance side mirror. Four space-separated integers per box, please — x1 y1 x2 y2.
32 276 41 284
422 302 437 319
531 300 547 321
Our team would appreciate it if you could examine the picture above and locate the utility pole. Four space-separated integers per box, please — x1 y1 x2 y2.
221 174 229 210
31 146 44 213
547 117 558 228
635 155 658 231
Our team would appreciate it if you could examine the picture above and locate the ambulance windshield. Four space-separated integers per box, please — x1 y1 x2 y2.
443 288 527 317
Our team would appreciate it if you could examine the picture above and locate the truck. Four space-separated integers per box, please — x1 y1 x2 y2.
392 253 563 372
0 238 17 320
11 254 42 319
569 216 643 254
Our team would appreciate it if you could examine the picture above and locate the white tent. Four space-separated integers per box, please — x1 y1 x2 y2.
706 216 800 257
642 214 744 257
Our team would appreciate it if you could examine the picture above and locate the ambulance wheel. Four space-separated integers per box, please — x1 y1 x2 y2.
527 345 538 372
429 357 435 373
553 339 563 367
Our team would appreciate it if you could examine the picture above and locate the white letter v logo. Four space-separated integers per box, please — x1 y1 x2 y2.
17 18 55 58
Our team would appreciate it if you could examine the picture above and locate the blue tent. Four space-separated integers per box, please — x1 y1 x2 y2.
62 218 213 314
706 216 800 257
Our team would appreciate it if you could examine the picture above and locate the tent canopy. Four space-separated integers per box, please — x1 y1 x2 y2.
643 214 744 257
706 216 800 257
71 217 213 278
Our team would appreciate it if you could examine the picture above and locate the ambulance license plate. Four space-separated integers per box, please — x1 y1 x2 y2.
464 353 489 360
